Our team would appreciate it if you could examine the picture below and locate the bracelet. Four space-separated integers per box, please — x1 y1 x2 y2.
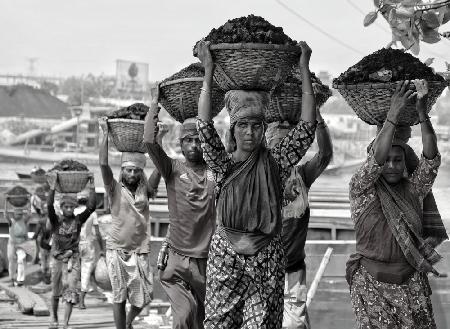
302 91 314 95
317 121 327 129
200 87 210 94
386 118 397 126
419 116 430 124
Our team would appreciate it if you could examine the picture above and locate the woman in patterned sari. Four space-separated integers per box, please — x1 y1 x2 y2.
347 80 448 329
196 40 317 329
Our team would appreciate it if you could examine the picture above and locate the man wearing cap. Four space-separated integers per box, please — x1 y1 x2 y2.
196 41 316 328
143 86 216 329
46 172 96 329
74 190 104 310
99 117 160 329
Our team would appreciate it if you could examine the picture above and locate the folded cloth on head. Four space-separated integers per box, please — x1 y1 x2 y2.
179 117 198 140
225 90 269 125
60 194 78 207
121 152 146 169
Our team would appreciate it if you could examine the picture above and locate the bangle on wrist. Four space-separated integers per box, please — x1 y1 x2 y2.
419 116 430 124
302 91 314 95
200 87 211 94
386 118 397 126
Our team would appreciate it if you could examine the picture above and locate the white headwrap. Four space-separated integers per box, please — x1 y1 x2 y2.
121 152 146 169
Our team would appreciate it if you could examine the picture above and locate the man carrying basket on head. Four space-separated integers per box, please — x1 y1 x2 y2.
143 85 216 329
266 101 333 329
99 118 160 329
196 40 317 329
46 172 96 329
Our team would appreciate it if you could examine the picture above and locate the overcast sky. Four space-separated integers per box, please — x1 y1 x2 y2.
1 0 449 81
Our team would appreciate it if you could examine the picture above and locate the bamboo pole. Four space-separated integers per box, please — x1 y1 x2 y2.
306 247 333 308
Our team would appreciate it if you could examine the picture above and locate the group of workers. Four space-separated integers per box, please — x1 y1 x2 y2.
4 40 447 329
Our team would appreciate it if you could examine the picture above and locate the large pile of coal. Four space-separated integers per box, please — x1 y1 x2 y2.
50 160 88 172
195 15 297 49
334 48 444 84
162 63 204 84
107 103 149 120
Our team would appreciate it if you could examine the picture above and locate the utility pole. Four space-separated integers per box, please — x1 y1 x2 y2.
26 57 39 76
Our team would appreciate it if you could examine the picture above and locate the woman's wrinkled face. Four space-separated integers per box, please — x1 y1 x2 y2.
121 166 142 186
382 146 406 185
234 118 264 153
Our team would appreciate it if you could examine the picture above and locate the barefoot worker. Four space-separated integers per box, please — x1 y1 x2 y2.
196 40 317 328
46 173 96 329
266 105 333 329
143 86 216 329
74 190 104 310
347 80 448 328
99 117 160 329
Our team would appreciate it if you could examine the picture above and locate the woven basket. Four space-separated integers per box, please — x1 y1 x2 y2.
7 194 30 207
266 83 332 124
94 256 112 291
107 119 146 153
333 81 448 126
31 172 47 184
52 171 91 193
159 77 225 122
209 43 301 91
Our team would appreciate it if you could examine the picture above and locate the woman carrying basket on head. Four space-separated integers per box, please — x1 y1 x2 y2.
196 40 317 328
347 80 448 328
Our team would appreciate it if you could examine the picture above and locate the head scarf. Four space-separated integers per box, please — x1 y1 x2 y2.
225 90 269 125
121 152 146 169
60 194 78 207
179 117 198 141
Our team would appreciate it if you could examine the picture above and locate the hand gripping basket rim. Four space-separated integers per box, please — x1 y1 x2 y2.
107 118 146 153
208 43 301 91
332 80 449 126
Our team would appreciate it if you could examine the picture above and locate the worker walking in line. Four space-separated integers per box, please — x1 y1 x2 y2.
143 86 216 329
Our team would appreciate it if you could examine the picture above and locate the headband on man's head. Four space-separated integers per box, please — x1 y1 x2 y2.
179 117 198 141
121 152 146 169
225 90 269 125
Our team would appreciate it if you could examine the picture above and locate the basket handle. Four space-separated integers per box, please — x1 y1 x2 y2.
270 68 283 94
179 96 186 122
275 96 288 122
214 63 238 90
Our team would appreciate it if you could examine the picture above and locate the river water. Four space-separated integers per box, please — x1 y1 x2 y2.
1 152 449 226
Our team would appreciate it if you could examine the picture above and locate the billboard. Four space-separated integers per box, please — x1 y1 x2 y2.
115 60 149 94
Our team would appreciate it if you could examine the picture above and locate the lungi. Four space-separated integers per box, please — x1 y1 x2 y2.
106 249 152 308
204 230 285 329
350 265 436 329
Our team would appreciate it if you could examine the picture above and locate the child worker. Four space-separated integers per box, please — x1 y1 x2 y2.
46 172 96 329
